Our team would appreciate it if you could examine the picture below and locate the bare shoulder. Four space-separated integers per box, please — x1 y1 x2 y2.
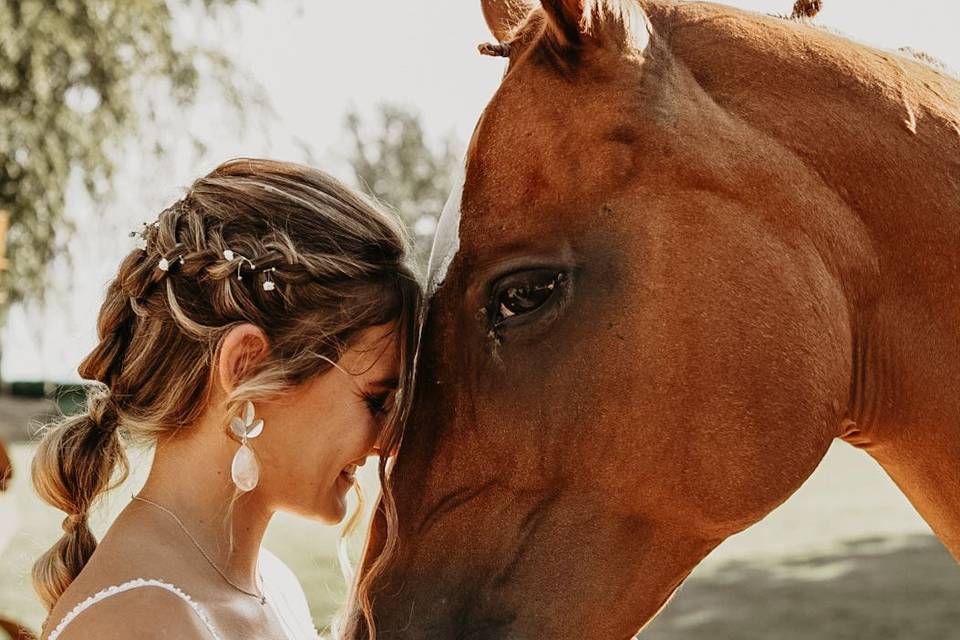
50 583 216 640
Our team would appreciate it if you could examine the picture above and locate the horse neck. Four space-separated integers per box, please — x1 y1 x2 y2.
655 1 960 558
654 2 960 248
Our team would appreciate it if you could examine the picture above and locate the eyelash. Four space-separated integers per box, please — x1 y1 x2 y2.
363 392 391 417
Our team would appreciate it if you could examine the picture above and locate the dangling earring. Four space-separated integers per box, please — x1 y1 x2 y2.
229 401 265 492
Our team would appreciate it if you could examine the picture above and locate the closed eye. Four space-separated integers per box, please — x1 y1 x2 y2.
363 391 392 417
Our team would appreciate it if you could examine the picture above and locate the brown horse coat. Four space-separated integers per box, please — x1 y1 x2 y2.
347 2 960 638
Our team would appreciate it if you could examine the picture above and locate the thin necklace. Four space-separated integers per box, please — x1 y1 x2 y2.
131 494 267 605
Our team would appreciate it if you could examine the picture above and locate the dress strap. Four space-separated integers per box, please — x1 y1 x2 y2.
47 579 221 640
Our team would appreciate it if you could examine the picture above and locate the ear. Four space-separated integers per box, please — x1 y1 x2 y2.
541 0 651 51
482 0 534 41
217 323 270 393
540 0 585 45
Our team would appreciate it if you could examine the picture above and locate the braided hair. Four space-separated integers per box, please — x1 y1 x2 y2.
31 158 423 613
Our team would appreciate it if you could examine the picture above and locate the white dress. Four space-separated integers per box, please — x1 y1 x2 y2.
46 547 320 639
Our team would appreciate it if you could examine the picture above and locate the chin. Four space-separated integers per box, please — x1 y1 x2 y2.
296 474 355 523
281 493 346 524
308 492 348 525
326 499 348 524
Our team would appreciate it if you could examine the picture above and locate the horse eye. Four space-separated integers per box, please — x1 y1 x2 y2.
492 270 566 325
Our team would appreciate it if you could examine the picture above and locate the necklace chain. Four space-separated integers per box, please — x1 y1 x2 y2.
131 494 267 605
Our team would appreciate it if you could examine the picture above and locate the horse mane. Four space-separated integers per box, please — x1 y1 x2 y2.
776 0 955 79
776 5 958 80
790 0 822 19
898 47 957 77
495 1 956 83
578 0 650 44
521 0 650 72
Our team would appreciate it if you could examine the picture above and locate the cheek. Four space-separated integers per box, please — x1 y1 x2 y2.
258 415 334 481
259 400 379 485
317 406 379 466
344 409 379 453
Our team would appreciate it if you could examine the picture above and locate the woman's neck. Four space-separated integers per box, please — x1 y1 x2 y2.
132 419 273 592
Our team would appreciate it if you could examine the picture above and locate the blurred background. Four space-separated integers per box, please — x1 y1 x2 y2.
1 0 958 637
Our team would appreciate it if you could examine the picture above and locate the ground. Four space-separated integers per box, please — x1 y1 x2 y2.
1 441 958 638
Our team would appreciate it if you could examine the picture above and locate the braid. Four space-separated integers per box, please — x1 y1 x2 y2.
140 191 403 320
31 387 129 609
78 279 137 385
31 261 140 610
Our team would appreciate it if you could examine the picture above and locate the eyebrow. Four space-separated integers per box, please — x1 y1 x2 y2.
368 376 399 390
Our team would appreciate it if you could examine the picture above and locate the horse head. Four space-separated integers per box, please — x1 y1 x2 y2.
343 1 946 637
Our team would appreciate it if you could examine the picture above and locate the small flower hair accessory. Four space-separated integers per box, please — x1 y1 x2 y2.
223 247 279 291
128 221 156 251
222 248 256 281
262 267 277 291
157 254 185 272
230 400 265 492
142 237 282 292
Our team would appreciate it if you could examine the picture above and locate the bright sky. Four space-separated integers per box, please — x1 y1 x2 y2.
4 0 959 381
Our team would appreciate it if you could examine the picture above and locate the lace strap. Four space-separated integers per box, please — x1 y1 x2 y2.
47 579 221 640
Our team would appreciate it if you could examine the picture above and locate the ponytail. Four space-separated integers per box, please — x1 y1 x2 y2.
31 387 129 609
31 272 139 610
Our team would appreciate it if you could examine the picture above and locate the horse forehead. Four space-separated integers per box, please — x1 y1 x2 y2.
464 78 645 214
463 123 643 221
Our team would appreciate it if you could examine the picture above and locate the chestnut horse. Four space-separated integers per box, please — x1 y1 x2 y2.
347 1 960 638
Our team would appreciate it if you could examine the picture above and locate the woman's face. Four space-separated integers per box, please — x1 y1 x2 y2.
256 321 401 523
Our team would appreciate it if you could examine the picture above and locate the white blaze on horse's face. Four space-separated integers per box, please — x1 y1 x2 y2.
426 164 465 298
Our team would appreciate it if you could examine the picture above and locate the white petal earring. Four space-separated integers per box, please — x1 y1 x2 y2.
229 401 265 492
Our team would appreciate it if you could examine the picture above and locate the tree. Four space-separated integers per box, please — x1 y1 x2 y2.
0 0 259 315
344 104 462 269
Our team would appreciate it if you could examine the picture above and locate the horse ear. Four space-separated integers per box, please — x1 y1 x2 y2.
540 0 584 46
541 0 650 51
482 0 535 42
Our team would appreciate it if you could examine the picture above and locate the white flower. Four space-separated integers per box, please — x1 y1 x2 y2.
263 280 275 291
223 249 235 261
158 258 170 271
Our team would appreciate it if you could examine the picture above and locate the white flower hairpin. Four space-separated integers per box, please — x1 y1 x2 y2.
223 247 278 291
128 221 157 251
223 248 256 281
134 236 280 292
262 267 277 291
157 255 185 272
126 222 185 272
128 224 148 251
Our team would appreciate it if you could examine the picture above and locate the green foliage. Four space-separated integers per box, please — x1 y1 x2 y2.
0 0 257 311
344 104 462 268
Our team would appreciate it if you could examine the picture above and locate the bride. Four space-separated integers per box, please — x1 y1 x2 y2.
32 158 421 639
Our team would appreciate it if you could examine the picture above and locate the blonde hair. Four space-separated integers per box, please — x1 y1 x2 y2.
31 159 422 636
